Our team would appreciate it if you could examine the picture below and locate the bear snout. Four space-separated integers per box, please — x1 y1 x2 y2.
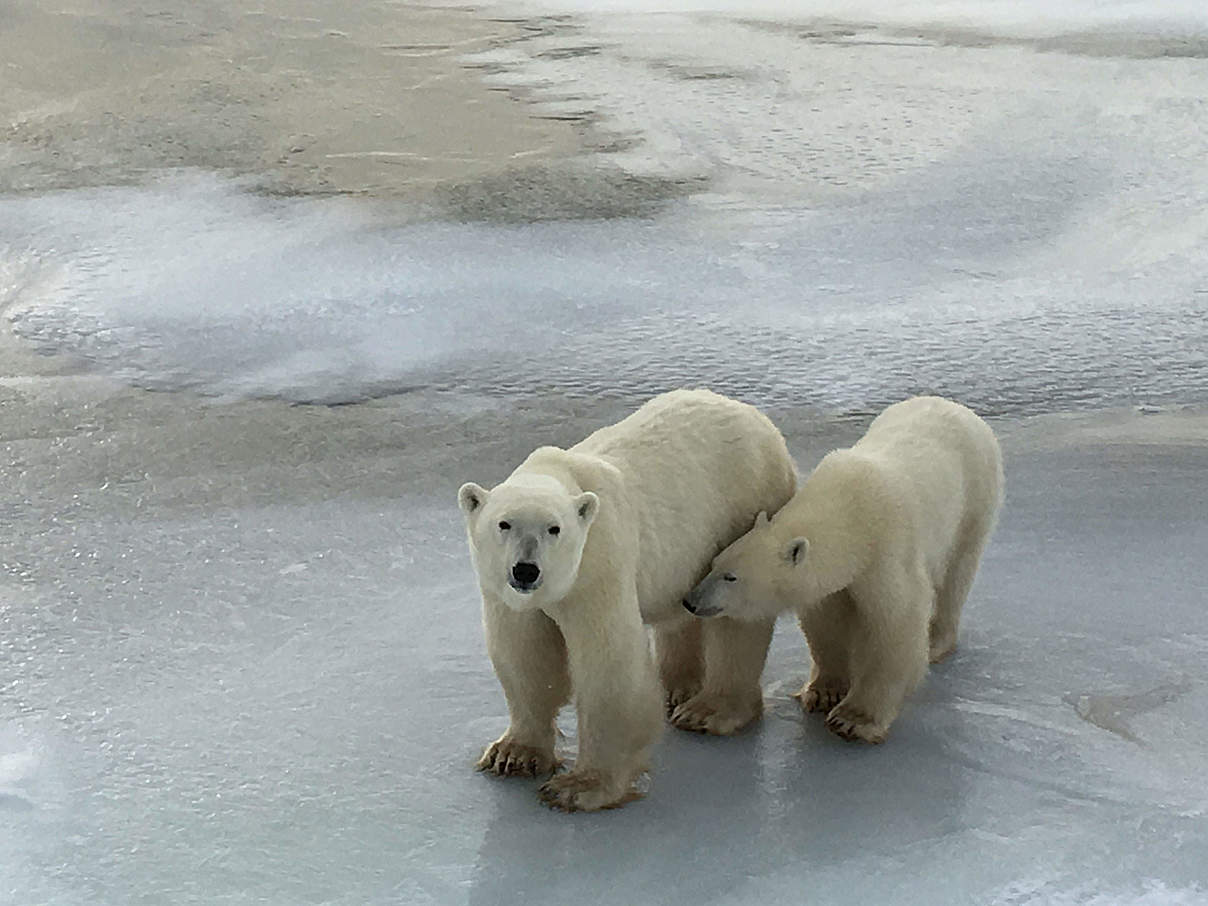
683 586 722 617
510 561 541 591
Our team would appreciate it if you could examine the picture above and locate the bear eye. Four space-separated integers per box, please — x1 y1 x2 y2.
722 572 737 582
548 526 560 536
498 521 511 531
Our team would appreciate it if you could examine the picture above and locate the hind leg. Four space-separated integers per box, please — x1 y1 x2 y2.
670 616 774 736
929 523 993 663
654 617 704 713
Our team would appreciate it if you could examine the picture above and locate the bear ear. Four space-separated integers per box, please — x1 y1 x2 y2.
575 491 599 527
754 510 770 529
458 482 488 517
785 537 809 566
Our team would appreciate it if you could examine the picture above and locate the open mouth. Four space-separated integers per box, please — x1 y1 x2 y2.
508 576 542 594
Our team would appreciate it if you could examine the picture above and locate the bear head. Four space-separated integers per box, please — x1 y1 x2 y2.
683 510 808 621
458 473 599 612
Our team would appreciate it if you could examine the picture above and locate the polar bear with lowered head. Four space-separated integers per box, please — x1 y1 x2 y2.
684 396 1003 744
458 389 796 811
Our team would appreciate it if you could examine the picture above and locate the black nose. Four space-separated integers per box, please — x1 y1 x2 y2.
512 562 540 585
682 598 697 614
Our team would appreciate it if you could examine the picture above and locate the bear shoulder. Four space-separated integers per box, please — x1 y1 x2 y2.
519 445 628 506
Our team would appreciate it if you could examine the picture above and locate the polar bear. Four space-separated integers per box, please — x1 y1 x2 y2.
683 396 1003 744
458 389 796 811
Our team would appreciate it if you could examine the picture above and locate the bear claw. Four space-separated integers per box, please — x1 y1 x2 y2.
476 739 558 777
796 681 848 714
825 704 888 744
665 685 701 716
538 770 636 812
928 638 957 664
670 693 761 736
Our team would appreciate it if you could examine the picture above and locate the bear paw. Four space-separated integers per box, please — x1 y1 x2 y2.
476 737 558 778
537 770 638 812
928 636 957 664
670 692 762 736
795 679 848 714
665 684 701 716
825 703 888 744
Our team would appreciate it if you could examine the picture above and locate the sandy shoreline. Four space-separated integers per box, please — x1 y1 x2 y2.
0 0 580 201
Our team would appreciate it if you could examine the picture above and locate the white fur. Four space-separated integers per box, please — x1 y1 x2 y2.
686 396 1004 744
459 389 796 810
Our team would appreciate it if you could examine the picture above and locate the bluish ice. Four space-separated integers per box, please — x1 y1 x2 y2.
2 1 1207 904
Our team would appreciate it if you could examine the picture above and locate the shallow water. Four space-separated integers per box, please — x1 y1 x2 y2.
3 163 1207 413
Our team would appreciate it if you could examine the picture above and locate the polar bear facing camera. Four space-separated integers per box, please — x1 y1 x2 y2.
458 389 796 811
684 396 1003 744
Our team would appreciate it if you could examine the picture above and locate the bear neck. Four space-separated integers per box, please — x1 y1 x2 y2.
779 452 876 603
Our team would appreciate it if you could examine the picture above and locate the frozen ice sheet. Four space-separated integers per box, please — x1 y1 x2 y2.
1 394 1206 905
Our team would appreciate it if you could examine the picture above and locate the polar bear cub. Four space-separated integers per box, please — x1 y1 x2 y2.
684 396 1003 744
458 389 796 811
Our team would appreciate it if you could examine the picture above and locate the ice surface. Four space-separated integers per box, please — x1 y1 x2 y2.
1 393 1207 905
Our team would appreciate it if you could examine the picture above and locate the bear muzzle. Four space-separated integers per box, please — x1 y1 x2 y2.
509 561 542 593
682 587 722 618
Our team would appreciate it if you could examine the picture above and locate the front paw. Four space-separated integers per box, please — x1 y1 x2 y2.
825 702 889 744
795 678 849 714
670 692 762 736
537 770 638 812
665 684 701 716
476 736 558 777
